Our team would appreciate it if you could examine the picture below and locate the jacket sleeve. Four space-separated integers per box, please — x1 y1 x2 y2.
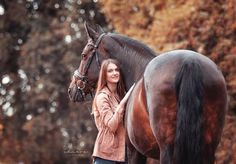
93 109 101 130
96 93 123 133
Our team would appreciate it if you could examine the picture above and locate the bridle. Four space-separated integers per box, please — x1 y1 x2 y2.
73 33 106 97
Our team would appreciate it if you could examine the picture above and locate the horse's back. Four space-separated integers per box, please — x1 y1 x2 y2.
144 50 227 111
144 50 226 105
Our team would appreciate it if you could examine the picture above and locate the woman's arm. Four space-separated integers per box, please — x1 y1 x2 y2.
116 83 135 114
96 93 122 133
96 84 135 133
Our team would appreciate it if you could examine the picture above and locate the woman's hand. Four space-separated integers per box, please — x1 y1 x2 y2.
117 84 135 113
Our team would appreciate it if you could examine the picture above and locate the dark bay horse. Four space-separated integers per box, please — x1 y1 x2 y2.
68 23 228 164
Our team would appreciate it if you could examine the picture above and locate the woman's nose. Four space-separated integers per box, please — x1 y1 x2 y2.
113 70 118 75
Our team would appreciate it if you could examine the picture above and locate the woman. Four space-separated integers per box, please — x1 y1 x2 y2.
92 59 134 164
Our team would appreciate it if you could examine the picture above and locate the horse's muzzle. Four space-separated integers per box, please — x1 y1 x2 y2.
68 85 84 102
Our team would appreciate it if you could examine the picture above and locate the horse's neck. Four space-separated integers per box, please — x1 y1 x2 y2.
106 34 156 89
113 50 154 89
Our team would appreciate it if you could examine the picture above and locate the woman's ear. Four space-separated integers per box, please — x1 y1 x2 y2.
84 22 99 42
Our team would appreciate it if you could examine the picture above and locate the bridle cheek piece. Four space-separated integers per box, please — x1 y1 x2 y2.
73 33 106 98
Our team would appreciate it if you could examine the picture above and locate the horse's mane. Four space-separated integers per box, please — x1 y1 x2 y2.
107 33 156 65
99 33 157 86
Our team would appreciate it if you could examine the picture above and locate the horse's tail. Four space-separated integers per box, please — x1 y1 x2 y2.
174 59 204 164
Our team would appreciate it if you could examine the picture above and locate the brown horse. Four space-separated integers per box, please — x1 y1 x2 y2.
68 23 228 164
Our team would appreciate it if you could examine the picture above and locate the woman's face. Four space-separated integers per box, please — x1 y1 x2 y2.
106 63 120 84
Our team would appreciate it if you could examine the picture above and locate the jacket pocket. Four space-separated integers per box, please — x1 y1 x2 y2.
98 129 119 152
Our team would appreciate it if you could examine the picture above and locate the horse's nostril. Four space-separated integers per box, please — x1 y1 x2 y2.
68 89 71 99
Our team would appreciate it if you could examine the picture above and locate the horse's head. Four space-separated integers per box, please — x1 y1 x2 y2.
68 23 109 102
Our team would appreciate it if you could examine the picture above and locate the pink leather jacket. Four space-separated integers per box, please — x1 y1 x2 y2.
92 87 126 162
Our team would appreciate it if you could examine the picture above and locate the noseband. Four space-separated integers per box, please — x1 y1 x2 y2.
73 33 106 96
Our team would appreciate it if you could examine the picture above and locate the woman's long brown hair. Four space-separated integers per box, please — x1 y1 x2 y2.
92 59 126 113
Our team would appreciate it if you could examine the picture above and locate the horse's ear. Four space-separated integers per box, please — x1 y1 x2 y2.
84 22 98 42
95 24 104 34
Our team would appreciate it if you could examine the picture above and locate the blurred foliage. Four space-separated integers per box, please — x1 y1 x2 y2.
0 0 107 163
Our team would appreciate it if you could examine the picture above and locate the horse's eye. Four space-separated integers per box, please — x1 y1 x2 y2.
82 54 87 58
88 46 94 51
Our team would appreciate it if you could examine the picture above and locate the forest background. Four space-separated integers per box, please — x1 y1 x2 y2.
0 0 235 163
